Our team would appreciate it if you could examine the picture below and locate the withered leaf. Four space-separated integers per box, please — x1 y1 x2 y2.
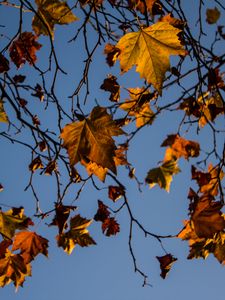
32 0 78 38
0 100 8 123
156 254 177 279
206 7 220 24
57 214 96 254
50 203 77 234
0 240 12 259
108 185 125 202
146 159 180 192
100 74 120 102
191 195 225 238
9 32 42 68
31 84 44 102
29 156 44 172
120 88 155 128
104 43 121 67
192 164 224 196
102 217 120 236
44 160 57 175
0 54 9 73
12 231 48 263
162 134 200 161
94 200 110 222
61 106 124 174
0 250 31 288
13 75 26 83
0 208 33 239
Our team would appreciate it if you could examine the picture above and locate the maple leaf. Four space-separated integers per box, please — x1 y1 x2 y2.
81 159 108 182
0 54 9 73
108 185 125 202
198 93 224 127
119 88 155 127
61 106 124 174
31 83 44 102
50 203 77 234
156 254 177 279
0 240 12 259
0 250 31 289
0 100 8 123
12 231 48 263
100 74 120 102
192 164 224 196
104 43 121 67
102 217 120 236
208 68 225 91
13 75 26 83
161 134 200 161
57 214 96 254
9 32 42 68
115 22 187 93
128 0 158 15
94 200 110 222
29 156 44 172
159 13 185 29
191 195 225 238
0 208 33 239
206 7 220 24
44 160 57 175
32 0 78 38
145 159 180 192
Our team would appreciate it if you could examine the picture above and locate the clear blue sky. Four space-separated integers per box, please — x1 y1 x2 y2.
0 1 225 299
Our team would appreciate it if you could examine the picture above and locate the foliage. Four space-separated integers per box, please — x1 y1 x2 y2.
0 0 224 289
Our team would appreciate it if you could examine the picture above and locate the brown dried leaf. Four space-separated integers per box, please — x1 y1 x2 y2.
9 32 42 68
156 254 177 279
102 217 120 236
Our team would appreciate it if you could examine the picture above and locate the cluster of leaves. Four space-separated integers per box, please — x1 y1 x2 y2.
0 0 224 289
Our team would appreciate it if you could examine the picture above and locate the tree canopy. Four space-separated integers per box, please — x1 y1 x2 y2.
0 0 225 290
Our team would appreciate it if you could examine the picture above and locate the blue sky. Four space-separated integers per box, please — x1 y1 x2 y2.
0 0 225 299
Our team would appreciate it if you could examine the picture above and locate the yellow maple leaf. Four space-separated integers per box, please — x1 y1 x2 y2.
0 99 8 123
115 22 187 93
32 0 78 38
0 208 33 239
161 134 200 161
119 88 155 127
57 214 96 254
145 159 180 192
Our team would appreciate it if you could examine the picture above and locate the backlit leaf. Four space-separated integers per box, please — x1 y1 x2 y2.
206 7 220 24
94 200 110 222
9 32 42 68
57 214 96 254
156 254 177 279
0 54 9 73
0 208 33 239
32 0 78 38
61 106 124 174
0 250 31 288
0 100 8 123
12 231 48 263
102 217 120 236
161 134 200 161
115 22 187 92
100 74 120 102
119 88 155 127
146 159 180 192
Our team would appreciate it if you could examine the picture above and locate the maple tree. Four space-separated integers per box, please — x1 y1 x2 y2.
0 0 224 290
